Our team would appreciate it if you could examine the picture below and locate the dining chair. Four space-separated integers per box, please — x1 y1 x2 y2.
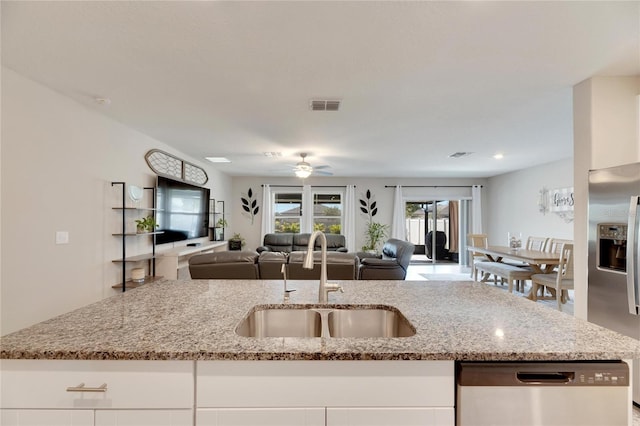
546 238 573 255
467 233 489 279
530 243 574 311
526 236 549 251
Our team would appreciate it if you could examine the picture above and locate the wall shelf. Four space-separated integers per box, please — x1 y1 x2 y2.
111 275 165 290
111 182 161 291
210 200 226 241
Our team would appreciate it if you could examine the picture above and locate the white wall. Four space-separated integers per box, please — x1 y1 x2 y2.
230 176 488 253
1 68 232 334
485 158 574 246
573 75 640 320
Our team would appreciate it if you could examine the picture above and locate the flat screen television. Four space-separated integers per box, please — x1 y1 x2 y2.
155 175 210 245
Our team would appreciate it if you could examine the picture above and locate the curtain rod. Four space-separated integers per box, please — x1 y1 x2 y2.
384 185 483 188
261 184 352 188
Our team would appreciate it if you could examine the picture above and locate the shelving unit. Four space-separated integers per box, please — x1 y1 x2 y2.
111 182 163 291
210 200 225 241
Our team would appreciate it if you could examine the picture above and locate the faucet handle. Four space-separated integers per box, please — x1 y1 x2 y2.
326 282 343 293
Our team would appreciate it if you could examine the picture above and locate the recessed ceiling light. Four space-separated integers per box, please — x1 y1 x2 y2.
205 157 231 163
94 97 111 106
493 153 504 159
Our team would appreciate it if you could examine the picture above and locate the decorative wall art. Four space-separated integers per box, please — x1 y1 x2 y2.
144 149 208 185
538 186 574 223
241 187 259 225
359 189 378 220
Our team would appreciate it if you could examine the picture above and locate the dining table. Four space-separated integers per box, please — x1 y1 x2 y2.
467 245 561 299
468 245 561 273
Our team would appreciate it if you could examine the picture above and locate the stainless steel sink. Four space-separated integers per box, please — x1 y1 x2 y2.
327 307 415 338
235 306 322 338
236 305 415 338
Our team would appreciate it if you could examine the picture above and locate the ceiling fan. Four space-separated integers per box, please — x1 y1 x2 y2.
292 153 333 178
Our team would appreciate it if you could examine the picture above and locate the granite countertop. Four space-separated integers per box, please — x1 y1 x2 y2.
2 279 640 361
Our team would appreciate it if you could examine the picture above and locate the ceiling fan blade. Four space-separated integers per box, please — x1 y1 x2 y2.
314 170 333 176
314 165 331 169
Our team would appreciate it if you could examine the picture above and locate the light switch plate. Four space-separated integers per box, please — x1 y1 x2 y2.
55 231 69 244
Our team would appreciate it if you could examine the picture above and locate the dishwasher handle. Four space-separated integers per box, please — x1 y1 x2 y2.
516 371 575 384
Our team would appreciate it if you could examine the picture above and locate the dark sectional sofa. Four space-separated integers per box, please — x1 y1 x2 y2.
189 250 358 280
188 235 415 281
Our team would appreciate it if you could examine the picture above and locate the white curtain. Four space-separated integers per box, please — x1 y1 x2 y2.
260 184 273 236
301 184 313 233
471 185 483 233
344 185 357 251
391 185 405 240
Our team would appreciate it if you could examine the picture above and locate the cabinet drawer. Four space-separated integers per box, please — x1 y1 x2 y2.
327 407 455 426
1 409 94 426
1 360 193 409
197 360 454 408
197 408 325 426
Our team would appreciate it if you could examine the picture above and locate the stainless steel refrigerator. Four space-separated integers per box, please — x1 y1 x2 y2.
588 162 640 405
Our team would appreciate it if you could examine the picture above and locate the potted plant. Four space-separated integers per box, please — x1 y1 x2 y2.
362 221 389 254
228 233 245 251
135 215 158 233
215 218 228 241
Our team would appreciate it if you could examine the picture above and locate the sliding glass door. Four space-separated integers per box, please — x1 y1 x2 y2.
406 199 465 264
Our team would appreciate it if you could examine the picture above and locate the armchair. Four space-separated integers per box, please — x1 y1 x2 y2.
358 239 415 280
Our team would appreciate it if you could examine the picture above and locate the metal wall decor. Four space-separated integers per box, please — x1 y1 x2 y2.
145 149 208 185
359 189 378 220
241 187 259 225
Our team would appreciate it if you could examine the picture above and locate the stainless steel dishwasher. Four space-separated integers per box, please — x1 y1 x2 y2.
457 361 630 426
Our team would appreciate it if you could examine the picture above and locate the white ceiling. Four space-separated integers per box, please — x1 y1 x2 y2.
2 1 638 178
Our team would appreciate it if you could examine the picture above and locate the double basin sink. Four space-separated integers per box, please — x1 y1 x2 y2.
236 304 415 338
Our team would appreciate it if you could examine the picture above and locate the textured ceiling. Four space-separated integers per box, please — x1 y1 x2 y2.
2 1 639 178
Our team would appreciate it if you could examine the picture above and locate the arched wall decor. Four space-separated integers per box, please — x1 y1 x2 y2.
144 149 208 185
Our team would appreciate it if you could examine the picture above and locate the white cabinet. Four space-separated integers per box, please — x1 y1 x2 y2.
1 360 193 423
327 407 455 426
1 409 94 426
95 410 193 426
197 408 324 426
196 360 455 426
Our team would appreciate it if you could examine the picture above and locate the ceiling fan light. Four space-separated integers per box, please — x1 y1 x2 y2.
294 165 312 178
295 169 311 178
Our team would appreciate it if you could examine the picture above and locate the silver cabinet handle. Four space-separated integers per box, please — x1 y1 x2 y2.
627 195 640 315
66 382 108 392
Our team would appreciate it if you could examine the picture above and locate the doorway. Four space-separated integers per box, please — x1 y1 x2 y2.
406 200 464 264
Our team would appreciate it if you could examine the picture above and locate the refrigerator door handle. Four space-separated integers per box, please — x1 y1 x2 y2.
627 195 640 315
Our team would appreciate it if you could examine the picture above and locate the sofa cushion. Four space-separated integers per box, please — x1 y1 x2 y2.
257 233 295 253
258 252 288 279
288 251 358 280
188 250 259 279
258 233 347 253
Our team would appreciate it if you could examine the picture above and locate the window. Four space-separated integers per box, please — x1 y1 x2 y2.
313 192 342 234
274 192 302 233
271 189 343 234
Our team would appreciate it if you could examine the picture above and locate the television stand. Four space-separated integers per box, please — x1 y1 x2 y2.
156 241 227 280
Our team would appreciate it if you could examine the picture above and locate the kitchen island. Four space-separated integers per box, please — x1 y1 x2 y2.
2 279 640 425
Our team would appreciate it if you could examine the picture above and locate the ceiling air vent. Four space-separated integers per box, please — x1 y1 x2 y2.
448 152 473 159
310 99 341 111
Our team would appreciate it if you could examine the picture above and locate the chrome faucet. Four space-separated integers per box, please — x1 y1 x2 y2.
303 230 343 303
